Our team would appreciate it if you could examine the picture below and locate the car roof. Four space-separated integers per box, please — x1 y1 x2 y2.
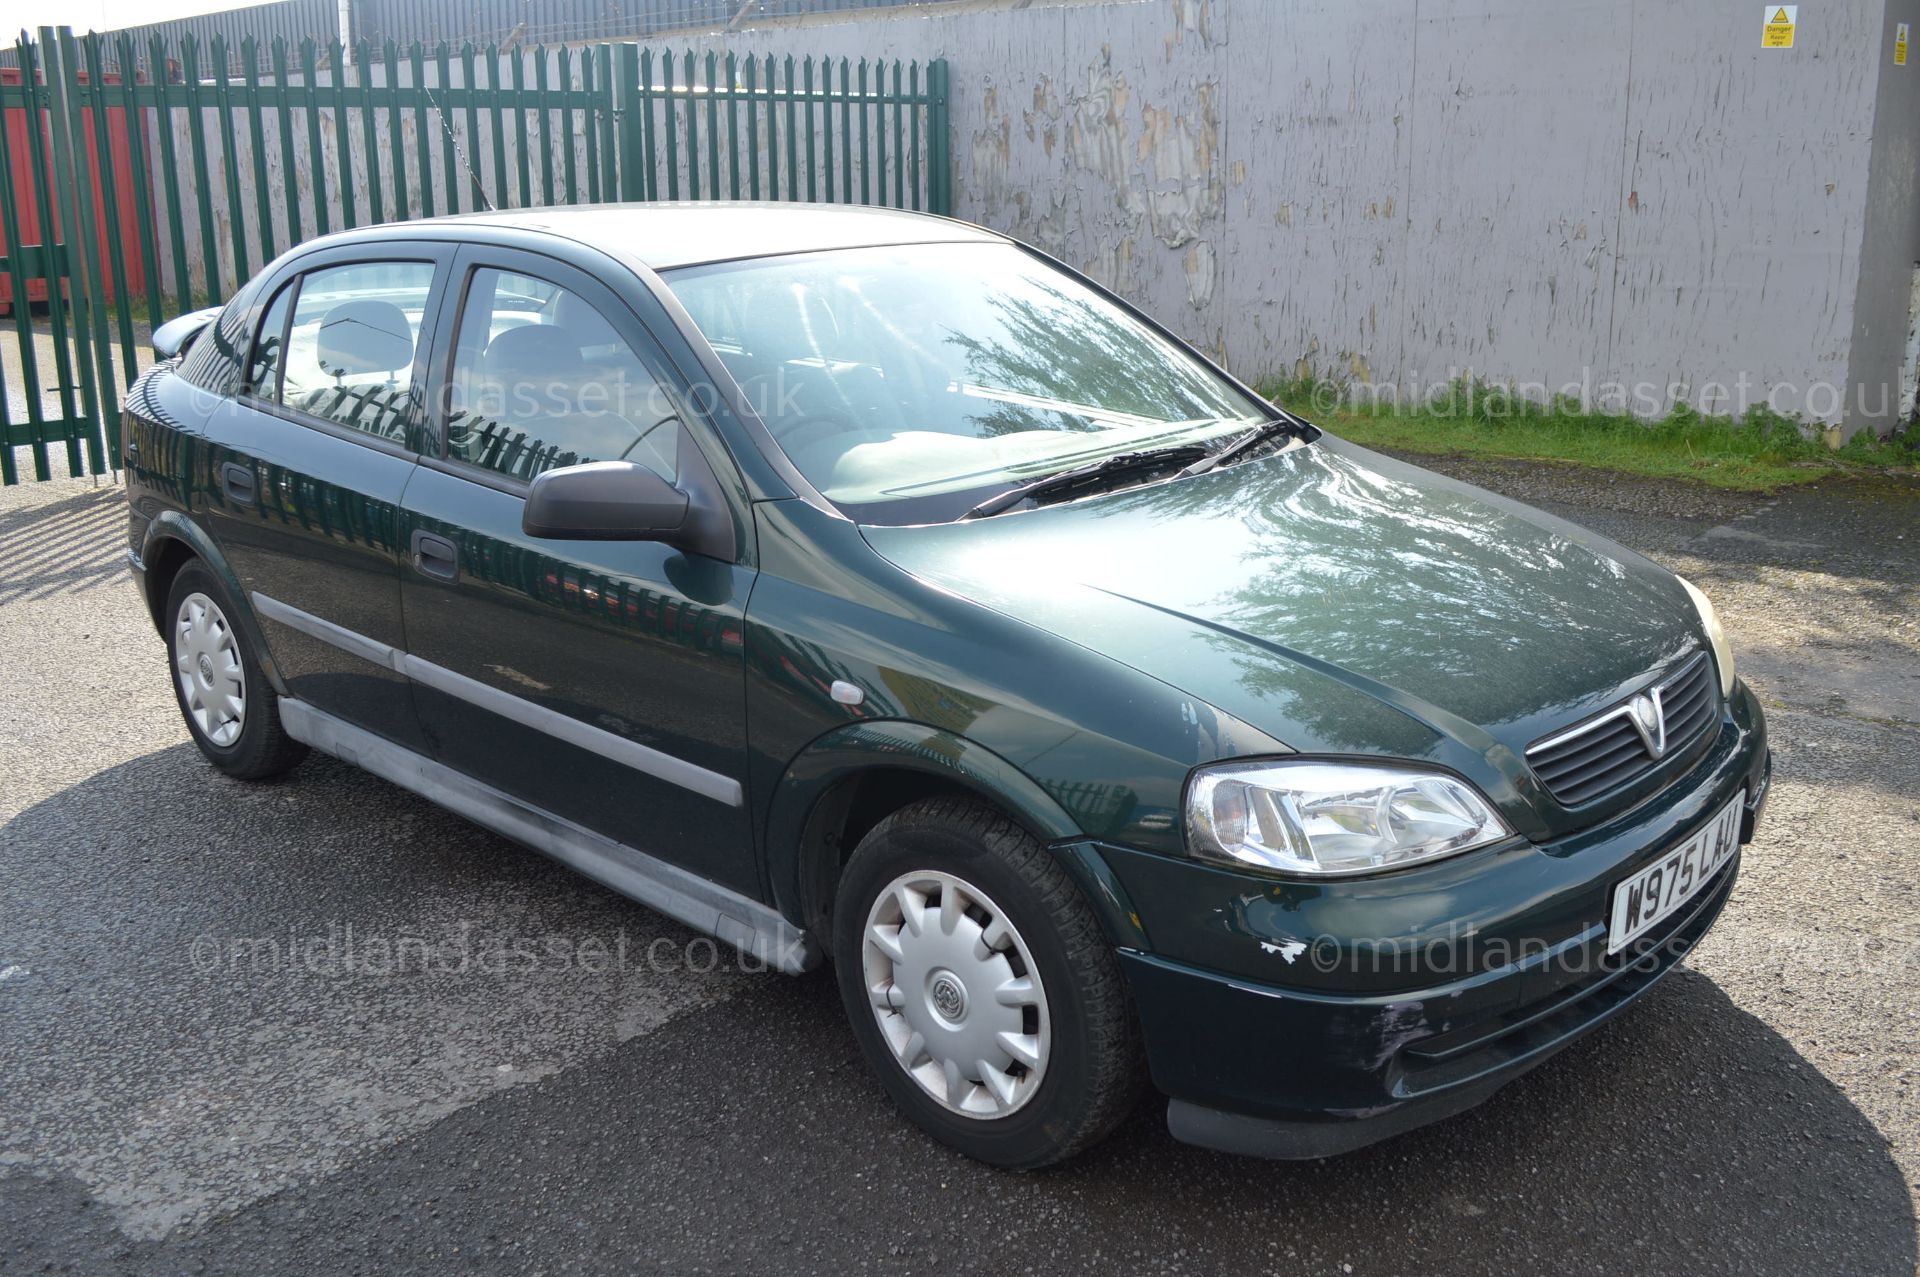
354 202 1008 271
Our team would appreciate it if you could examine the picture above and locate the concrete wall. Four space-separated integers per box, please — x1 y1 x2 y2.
1853 0 1920 425
157 0 1920 432
712 0 1920 432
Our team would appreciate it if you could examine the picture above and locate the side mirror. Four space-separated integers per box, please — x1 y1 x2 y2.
523 461 690 542
151 306 224 360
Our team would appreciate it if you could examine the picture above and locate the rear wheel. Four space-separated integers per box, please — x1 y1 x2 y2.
164 561 307 780
833 796 1145 1167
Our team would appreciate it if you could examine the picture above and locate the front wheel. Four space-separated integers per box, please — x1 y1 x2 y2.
164 561 307 780
832 797 1145 1168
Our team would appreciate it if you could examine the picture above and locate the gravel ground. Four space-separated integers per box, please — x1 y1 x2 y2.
0 456 1916 1276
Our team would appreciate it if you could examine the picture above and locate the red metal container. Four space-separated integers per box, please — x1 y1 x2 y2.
0 65 147 315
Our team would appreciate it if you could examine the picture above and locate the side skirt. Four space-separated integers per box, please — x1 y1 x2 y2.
278 698 821 974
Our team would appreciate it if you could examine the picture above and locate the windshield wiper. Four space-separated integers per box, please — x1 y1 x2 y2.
960 444 1211 520
1174 416 1312 479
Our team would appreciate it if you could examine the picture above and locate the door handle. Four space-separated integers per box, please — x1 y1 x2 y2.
220 461 256 506
410 530 459 582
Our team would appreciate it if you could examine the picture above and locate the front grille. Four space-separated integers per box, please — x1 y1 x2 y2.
1526 654 1717 807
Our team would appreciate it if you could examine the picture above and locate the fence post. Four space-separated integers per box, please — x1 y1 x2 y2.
925 58 951 216
613 42 644 201
81 33 141 404
42 27 111 476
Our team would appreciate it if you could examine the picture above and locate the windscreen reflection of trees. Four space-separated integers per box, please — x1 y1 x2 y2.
667 244 1260 441
941 275 1254 436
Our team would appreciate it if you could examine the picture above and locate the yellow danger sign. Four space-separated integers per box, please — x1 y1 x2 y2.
1897 22 1910 65
1763 4 1797 48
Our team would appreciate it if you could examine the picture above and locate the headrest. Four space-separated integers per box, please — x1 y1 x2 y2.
548 289 621 347
315 300 415 377
483 324 584 383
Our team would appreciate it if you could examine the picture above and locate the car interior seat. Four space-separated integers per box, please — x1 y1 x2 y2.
305 298 416 439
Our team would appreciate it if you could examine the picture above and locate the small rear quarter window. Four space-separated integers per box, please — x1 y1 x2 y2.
174 280 260 398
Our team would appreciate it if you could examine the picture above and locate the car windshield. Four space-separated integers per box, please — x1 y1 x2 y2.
662 241 1273 524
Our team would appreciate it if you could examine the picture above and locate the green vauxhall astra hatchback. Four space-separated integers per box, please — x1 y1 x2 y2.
123 204 1769 1166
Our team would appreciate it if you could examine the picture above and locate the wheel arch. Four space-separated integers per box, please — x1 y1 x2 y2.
765 721 1148 954
137 511 290 696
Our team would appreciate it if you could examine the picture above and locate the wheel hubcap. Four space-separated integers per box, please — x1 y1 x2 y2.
861 870 1050 1119
174 592 246 747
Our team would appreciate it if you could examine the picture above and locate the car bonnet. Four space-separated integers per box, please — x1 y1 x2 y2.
859 435 1706 765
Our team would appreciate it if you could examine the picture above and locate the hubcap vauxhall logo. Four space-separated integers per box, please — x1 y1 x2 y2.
1628 689 1667 759
930 974 967 1021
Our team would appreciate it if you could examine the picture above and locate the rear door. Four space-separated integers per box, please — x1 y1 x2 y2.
397 245 761 896
201 243 455 750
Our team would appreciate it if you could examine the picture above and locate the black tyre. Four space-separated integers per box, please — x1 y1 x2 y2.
164 561 307 780
832 796 1145 1168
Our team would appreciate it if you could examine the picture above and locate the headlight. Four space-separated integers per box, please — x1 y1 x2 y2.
1186 760 1514 877
1675 575 1735 697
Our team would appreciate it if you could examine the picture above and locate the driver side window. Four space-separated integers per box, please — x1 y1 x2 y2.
445 267 680 484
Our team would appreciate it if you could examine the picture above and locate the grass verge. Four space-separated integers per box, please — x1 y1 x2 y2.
1263 377 1920 491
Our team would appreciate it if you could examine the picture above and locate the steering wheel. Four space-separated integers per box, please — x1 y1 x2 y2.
772 412 859 452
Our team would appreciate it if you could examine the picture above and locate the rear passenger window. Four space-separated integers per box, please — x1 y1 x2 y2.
444 267 682 483
279 261 436 443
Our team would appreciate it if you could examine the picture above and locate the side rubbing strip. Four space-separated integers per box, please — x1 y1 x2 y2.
250 592 745 808
277 698 816 973
398 653 744 807
252 591 405 672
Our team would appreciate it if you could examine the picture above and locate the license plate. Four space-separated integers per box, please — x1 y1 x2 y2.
1607 790 1744 955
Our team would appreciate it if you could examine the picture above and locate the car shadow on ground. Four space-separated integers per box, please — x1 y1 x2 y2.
1 744 1913 1275
148 954 1918 1275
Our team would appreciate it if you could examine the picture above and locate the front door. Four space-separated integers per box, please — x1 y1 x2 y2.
203 249 453 750
397 248 760 896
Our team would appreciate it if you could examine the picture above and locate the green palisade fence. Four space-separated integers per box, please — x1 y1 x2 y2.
0 26 952 484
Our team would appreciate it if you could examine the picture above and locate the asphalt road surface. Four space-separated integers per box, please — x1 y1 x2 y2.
1 455 1916 1276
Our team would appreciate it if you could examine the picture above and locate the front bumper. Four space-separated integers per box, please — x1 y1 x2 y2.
1100 681 1770 1159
